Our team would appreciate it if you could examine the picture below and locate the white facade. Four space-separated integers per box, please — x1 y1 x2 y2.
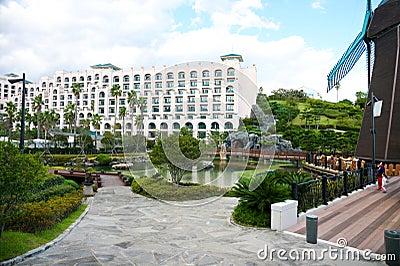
0 54 258 139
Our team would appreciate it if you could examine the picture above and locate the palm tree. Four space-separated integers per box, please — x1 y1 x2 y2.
80 118 91 131
119 106 127 136
110 84 122 137
127 90 137 136
32 94 44 139
63 103 75 133
41 110 59 150
335 82 341 103
4 101 17 141
71 83 83 137
91 114 102 151
136 96 146 135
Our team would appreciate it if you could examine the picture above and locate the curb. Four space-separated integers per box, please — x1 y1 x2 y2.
0 199 92 266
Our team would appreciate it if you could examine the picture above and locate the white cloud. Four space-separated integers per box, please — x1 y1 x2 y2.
0 0 365 103
311 1 325 10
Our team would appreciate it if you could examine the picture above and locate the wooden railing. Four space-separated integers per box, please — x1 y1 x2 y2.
205 148 306 161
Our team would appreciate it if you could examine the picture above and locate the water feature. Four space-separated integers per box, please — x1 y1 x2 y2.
94 159 300 187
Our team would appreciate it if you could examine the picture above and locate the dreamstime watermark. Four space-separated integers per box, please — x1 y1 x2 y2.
257 238 396 262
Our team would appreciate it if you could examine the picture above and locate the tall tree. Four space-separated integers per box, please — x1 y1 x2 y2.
91 114 102 152
71 83 83 137
63 103 75 133
136 96 146 135
127 90 137 136
41 109 59 150
110 84 122 137
32 94 44 139
4 101 17 141
119 106 127 137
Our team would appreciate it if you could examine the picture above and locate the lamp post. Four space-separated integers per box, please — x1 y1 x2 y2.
8 73 26 153
367 92 379 174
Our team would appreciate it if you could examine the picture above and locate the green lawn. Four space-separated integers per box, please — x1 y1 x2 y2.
0 204 87 262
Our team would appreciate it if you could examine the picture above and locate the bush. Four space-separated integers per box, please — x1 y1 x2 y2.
232 203 270 228
6 190 83 233
48 155 77 166
64 179 80 190
29 184 76 202
96 154 111 166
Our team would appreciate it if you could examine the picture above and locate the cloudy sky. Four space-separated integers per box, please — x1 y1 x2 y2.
0 0 384 102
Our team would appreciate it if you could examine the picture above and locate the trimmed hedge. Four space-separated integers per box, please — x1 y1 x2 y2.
6 190 83 233
29 184 77 202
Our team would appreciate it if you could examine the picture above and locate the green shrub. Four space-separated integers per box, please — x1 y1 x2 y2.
30 184 76 202
49 155 76 166
232 203 270 228
96 154 111 165
64 179 80 190
6 190 83 233
39 174 65 190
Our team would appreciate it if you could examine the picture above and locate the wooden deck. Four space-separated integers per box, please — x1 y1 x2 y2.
287 175 400 254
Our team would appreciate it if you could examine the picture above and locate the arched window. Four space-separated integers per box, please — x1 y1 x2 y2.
202 70 210 77
95 74 99 80
155 73 162 80
211 122 219 130
79 76 84 81
53 89 57 94
123 75 130 82
149 123 156 129
72 77 77 82
227 68 235 76
226 86 234 93
214 69 222 77
144 74 151 81
42 82 46 88
190 71 197 78
198 122 206 130
79 113 84 118
113 76 119 82
104 123 111 130
178 72 185 79
87 75 92 81
57 77 61 83
160 122 168 130
173 122 180 130
99 92 105 98
185 122 193 130
134 75 140 81
167 72 174 79
126 123 132 129
87 113 92 118
224 122 233 130
49 83 53 87
64 77 69 82
103 75 109 83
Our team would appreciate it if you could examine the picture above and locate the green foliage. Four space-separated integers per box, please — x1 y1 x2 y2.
0 142 48 238
229 175 291 214
101 131 115 151
268 88 307 101
6 190 82 233
150 130 201 184
131 177 228 201
232 203 270 228
96 154 112 165
64 179 80 190
268 171 313 185
49 154 77 166
29 184 76 202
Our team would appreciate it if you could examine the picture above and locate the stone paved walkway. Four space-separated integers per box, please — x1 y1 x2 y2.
16 187 385 265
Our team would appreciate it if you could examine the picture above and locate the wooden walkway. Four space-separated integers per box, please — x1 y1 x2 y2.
287 175 400 254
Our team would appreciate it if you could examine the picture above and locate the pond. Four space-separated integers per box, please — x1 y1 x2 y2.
94 159 300 187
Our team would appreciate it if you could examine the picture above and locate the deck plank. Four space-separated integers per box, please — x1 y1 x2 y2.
286 175 400 254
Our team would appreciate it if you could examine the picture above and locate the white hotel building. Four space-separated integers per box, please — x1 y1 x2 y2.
0 54 258 139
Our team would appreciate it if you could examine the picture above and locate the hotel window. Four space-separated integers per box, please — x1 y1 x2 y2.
123 75 130 82
227 78 235 83
167 81 174 88
176 97 183 103
167 72 174 79
99 92 105 98
214 88 221 94
213 96 220 102
134 84 140 90
164 98 171 104
178 72 185 79
155 73 162 80
226 105 234 111
213 105 221 111
155 82 162 88
152 107 159 112
60 102 64 107
202 70 210 77
145 74 151 80
226 95 234 102
215 70 222 77
80 76 84 82
83 101 88 106
215 80 222 86
113 76 119 82
83 94 88 99
99 100 105 106
227 68 235 76
123 84 129 90
120 99 125 105
200 96 208 103
57 77 61 82
103 76 109 83
109 99 115 105
178 81 185 87
109 107 115 114
99 108 104 114
64 84 69 88
178 90 184 95
152 98 159 104
190 81 197 87
190 71 197 78
144 83 151 89
95 74 99 80
175 106 183 112
226 87 234 93
200 106 208 112
72 77 77 82
188 96 195 103
175 115 181 119
64 77 70 82
53 96 57 100
164 106 171 112
52 102 57 107
202 80 210 86
87 76 92 81
201 89 208 94
134 75 140 81
68 95 73 100
189 89 196 94
213 114 219 119
188 106 195 112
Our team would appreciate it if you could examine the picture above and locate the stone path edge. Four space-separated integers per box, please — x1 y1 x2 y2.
0 198 93 266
